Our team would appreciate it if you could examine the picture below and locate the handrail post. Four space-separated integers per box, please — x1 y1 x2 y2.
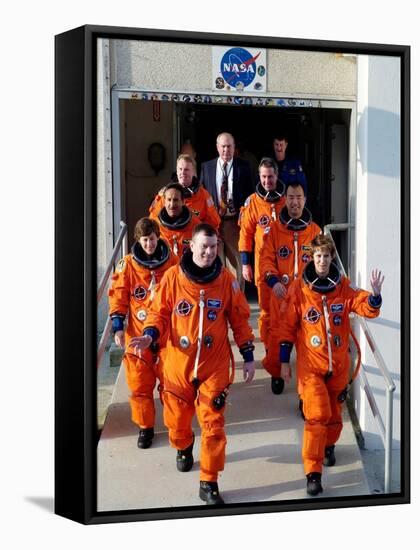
122 221 128 256
384 386 395 493
323 225 396 494
97 221 128 369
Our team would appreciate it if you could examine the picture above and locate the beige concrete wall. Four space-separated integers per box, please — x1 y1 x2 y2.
110 39 356 99
124 99 175 246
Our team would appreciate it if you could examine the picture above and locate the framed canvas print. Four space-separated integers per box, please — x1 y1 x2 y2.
55 24 410 524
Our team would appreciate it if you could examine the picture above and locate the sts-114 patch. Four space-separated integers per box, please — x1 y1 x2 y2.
176 299 194 317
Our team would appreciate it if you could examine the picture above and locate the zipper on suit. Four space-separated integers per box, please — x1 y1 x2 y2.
322 295 333 376
193 289 205 382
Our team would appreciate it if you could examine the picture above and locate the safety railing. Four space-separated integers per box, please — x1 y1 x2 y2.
97 221 128 369
324 223 396 493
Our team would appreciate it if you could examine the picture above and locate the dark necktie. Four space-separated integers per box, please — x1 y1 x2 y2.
219 162 228 216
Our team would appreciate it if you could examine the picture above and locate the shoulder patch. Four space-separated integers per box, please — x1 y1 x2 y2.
207 197 214 207
116 258 126 273
263 226 271 235
244 196 251 208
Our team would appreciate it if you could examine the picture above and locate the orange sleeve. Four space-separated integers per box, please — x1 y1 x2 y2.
149 191 164 220
108 257 131 316
225 272 255 348
346 280 381 319
201 189 221 230
144 268 176 338
258 225 279 281
276 281 301 345
238 196 256 252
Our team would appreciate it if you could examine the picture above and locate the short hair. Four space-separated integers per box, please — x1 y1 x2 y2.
176 153 197 172
134 217 160 241
163 182 185 198
273 133 288 142
258 156 278 175
192 222 217 239
310 234 336 258
285 181 306 197
216 132 235 145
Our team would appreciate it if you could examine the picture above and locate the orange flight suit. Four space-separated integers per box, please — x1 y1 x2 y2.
146 257 254 482
259 208 321 377
154 206 201 258
108 240 178 429
277 264 381 474
238 187 286 346
150 183 221 230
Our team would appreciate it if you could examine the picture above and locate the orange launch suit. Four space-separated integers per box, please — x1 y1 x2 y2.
146 259 254 482
153 206 201 258
108 241 178 429
150 184 221 230
259 208 321 376
238 189 285 346
277 267 381 474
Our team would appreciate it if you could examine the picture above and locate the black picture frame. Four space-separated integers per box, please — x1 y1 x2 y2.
55 24 410 525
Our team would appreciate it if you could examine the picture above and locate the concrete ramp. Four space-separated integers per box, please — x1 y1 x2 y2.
97 307 371 511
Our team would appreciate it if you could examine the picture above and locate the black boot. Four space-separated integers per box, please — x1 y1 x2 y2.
271 377 285 395
306 472 323 496
176 436 194 472
199 481 225 505
137 427 154 449
324 445 336 466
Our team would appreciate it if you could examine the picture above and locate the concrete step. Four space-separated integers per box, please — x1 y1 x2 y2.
97 307 371 511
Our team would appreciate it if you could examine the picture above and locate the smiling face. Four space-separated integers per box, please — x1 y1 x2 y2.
273 138 288 161
190 231 218 268
285 184 306 218
164 188 183 218
176 158 195 187
259 165 278 192
313 247 333 278
139 232 158 255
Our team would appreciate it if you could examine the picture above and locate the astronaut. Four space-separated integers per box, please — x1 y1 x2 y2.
259 181 321 394
238 157 286 347
129 223 255 505
153 182 201 257
149 154 220 230
108 217 178 449
278 234 384 496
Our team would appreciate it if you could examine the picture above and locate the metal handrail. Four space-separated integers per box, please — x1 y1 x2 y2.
97 221 128 369
324 223 396 493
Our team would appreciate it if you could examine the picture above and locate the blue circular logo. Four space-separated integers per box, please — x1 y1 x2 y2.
207 310 217 321
220 48 260 89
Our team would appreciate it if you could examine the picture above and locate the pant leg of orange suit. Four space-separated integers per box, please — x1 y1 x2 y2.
325 387 344 448
256 277 271 349
196 386 227 483
301 374 330 474
123 350 161 429
195 365 231 482
162 386 196 452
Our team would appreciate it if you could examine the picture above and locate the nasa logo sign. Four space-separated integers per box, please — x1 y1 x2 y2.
220 48 260 88
213 46 266 92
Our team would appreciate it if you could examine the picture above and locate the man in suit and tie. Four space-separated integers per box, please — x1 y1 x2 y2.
200 132 254 289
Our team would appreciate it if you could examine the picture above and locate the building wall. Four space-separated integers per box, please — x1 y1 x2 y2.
110 40 356 98
97 38 114 335
354 55 401 458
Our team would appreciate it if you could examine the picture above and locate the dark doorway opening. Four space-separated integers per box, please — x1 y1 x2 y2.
176 102 351 233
